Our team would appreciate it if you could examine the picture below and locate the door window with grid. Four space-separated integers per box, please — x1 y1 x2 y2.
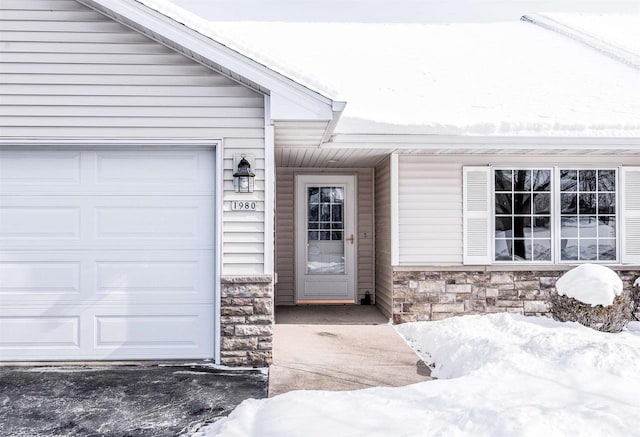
306 186 345 274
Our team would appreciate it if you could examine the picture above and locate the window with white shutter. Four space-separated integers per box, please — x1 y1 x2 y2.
463 167 491 265
622 167 640 264
464 166 628 265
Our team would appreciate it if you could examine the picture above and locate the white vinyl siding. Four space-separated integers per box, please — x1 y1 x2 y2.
622 167 640 264
397 156 463 264
397 155 640 266
0 0 266 275
274 168 375 305
374 157 393 318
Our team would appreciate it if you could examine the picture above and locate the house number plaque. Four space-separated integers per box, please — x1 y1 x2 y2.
231 201 257 211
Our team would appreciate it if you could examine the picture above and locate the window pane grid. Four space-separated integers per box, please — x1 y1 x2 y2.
560 169 616 262
307 186 344 241
494 169 551 262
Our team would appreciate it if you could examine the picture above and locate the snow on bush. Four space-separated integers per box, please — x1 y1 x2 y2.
550 264 630 332
200 314 640 437
555 264 622 307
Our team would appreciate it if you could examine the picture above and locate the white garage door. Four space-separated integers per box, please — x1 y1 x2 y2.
0 149 216 360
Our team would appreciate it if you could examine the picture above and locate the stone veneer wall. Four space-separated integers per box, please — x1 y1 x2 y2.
392 269 640 324
220 276 274 366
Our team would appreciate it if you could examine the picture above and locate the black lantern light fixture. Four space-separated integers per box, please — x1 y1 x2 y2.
233 154 255 193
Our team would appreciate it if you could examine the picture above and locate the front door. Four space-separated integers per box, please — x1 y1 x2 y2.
295 175 356 303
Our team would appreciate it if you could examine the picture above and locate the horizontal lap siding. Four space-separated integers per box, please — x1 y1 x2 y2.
398 156 463 265
396 154 640 267
275 170 295 305
357 169 375 304
0 0 266 275
375 157 393 318
275 168 375 305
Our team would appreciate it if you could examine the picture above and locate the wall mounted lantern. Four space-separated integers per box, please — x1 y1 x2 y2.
233 154 255 193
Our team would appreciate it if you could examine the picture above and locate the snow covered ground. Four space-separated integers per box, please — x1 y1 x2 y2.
200 314 640 437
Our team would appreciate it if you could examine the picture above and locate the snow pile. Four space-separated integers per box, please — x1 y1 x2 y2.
634 277 640 287
200 314 640 437
555 264 623 307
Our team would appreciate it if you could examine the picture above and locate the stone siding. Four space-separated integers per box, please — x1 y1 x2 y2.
220 276 274 367
392 269 640 324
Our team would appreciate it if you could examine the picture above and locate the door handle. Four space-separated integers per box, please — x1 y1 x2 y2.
346 234 354 245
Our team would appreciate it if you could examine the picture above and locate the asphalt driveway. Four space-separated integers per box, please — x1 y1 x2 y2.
0 364 267 437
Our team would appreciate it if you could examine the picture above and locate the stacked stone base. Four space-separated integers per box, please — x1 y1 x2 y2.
392 268 640 324
220 276 273 367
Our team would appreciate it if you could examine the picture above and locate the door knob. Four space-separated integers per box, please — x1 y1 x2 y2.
346 234 354 244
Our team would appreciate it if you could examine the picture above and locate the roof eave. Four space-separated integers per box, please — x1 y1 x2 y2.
324 134 640 149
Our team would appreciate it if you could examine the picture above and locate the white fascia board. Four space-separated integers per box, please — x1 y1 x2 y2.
320 102 348 144
324 135 640 149
79 0 336 122
270 90 334 121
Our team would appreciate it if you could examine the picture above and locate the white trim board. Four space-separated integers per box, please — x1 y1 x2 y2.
214 141 223 364
390 153 400 266
264 95 275 276
325 135 640 149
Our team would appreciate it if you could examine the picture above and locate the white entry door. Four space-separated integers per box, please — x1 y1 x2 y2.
295 175 356 303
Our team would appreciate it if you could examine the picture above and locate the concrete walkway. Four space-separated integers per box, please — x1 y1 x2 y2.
269 306 431 397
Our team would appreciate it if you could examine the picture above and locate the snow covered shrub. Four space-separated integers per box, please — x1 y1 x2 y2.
548 264 631 333
549 291 632 333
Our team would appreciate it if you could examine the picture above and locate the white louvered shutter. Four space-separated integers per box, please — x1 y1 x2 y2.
463 166 492 265
621 167 640 264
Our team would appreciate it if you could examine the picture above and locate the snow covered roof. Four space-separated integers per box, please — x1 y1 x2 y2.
103 0 640 138
197 15 640 138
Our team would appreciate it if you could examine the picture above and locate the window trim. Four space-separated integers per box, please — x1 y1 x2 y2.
490 165 620 265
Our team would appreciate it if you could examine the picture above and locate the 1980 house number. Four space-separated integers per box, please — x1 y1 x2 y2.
231 201 257 211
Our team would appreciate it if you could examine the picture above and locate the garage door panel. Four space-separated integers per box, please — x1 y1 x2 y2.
0 150 215 195
95 315 200 348
0 205 80 239
95 202 208 242
95 150 213 189
0 251 214 306
0 261 81 295
0 305 213 360
95 257 212 302
0 150 81 187
0 196 214 250
0 316 80 350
